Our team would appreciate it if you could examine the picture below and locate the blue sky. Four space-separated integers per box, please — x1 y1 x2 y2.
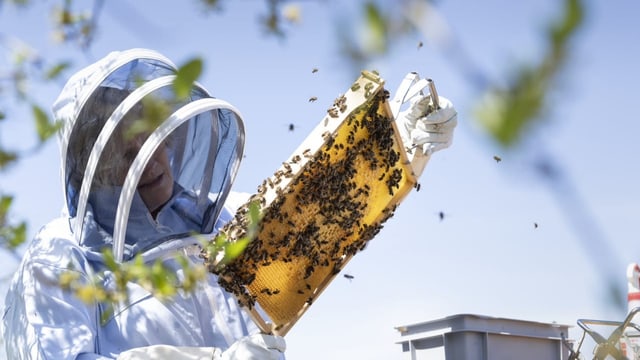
1 0 639 358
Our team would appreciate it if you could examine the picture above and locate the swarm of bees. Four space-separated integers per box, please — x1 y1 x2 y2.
202 71 419 336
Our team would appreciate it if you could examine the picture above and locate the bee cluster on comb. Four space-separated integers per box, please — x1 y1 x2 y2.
203 71 420 336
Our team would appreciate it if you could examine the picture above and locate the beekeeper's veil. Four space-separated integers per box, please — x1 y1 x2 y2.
53 49 245 262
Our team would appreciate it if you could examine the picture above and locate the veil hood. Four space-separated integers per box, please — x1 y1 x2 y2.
53 49 245 261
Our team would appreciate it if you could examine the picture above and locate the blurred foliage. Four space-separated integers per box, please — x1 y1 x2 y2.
125 58 204 140
475 0 584 147
59 249 209 324
51 0 102 48
1 35 65 251
337 1 414 72
0 195 26 249
173 58 203 100
203 201 261 270
59 201 259 322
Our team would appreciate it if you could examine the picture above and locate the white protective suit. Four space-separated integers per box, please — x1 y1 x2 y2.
2 49 285 359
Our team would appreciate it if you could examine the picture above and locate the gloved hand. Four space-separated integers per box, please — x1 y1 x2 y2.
116 334 286 360
396 94 457 156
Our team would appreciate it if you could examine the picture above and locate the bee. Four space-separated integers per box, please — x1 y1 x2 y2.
414 182 421 192
312 68 318 73
260 288 273 295
534 222 539 229
493 155 502 163
289 123 295 132
417 41 423 49
364 82 374 97
327 108 339 118
343 273 354 281
303 148 313 158
438 211 445 221
309 96 318 103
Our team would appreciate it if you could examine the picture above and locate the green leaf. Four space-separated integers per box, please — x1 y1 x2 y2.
100 305 114 325
102 248 118 271
173 58 203 100
221 237 250 265
246 201 262 238
124 96 171 139
475 68 545 146
127 255 148 280
0 195 13 217
8 222 26 248
0 150 18 169
150 260 176 297
549 0 584 48
363 2 387 53
32 104 59 142
45 61 71 80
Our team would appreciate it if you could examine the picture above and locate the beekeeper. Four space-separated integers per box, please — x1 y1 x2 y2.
2 48 456 359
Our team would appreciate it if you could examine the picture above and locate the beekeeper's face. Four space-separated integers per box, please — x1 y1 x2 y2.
119 135 174 216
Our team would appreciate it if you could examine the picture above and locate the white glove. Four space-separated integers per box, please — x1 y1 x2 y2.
117 345 216 360
220 333 286 360
116 334 286 360
396 94 457 156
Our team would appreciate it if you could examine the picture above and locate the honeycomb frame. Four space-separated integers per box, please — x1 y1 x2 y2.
203 71 420 336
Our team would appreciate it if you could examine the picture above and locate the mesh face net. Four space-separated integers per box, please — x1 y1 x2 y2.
59 52 244 257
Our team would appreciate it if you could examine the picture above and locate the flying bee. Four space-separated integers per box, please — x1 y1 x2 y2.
417 41 423 49
288 123 295 132
312 68 318 73
493 155 502 163
309 96 318 103
343 273 354 281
